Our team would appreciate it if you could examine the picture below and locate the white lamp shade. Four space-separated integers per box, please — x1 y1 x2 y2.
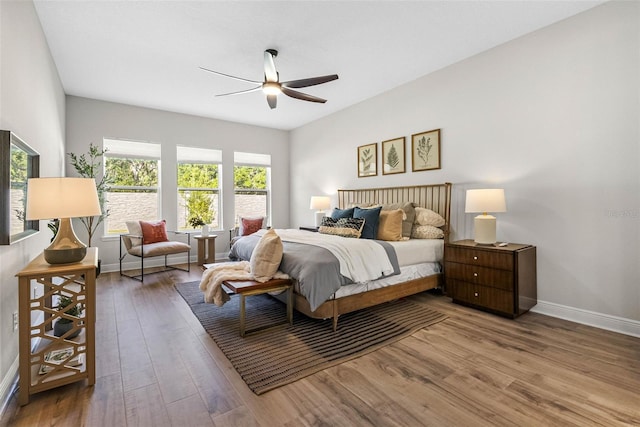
309 196 331 211
26 177 102 220
465 189 506 214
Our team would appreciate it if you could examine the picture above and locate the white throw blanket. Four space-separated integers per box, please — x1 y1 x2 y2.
253 229 395 283
199 261 289 306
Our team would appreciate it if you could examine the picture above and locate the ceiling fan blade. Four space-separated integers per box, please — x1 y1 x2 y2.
263 50 278 83
281 74 339 89
215 86 262 97
281 87 327 103
266 94 277 109
199 67 261 84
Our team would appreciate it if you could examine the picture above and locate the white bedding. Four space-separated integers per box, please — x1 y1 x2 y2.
254 228 395 283
387 238 444 266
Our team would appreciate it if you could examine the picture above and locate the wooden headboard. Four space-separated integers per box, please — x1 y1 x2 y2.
337 183 452 241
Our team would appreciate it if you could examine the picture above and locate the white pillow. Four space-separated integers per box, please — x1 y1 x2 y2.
411 225 444 239
250 229 284 282
126 221 143 247
414 207 446 227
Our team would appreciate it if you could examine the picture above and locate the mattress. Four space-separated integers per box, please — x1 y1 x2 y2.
387 239 444 266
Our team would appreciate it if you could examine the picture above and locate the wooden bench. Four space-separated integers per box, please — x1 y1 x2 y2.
222 278 293 337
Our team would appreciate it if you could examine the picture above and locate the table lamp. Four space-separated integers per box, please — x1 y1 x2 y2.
309 196 331 227
465 189 506 245
26 177 101 264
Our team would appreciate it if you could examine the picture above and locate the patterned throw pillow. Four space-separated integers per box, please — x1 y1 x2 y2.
319 217 365 238
140 220 169 244
411 225 444 239
414 207 446 227
240 217 264 236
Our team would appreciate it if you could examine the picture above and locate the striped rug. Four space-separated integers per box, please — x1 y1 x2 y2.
175 281 447 395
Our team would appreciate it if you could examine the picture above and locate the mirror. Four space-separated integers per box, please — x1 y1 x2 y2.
1 130 40 244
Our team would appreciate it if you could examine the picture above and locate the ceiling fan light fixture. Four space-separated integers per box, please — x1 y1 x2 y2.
262 82 281 96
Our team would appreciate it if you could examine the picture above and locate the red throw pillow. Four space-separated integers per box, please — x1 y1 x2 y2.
140 220 169 244
240 217 263 236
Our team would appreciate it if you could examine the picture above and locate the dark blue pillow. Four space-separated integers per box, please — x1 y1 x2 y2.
354 206 382 239
330 207 354 219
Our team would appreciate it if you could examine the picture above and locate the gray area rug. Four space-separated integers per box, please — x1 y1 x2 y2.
175 281 447 395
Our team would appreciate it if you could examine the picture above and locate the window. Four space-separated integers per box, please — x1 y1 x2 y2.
177 146 222 230
234 152 271 226
103 138 160 235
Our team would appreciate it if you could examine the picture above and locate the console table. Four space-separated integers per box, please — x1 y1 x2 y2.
15 248 98 405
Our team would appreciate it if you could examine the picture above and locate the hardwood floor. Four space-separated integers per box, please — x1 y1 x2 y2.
2 267 639 426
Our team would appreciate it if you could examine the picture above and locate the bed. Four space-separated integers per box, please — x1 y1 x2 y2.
229 183 452 330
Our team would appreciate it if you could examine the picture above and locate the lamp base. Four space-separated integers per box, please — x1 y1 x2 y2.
314 211 325 227
474 214 497 245
43 217 87 264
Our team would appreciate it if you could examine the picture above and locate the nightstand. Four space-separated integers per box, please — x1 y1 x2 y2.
299 226 319 232
444 239 536 318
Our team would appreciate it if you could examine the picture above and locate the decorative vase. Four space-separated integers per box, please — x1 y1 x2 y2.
202 225 209 236
53 320 80 339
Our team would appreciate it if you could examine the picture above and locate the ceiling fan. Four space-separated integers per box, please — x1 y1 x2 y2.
200 49 338 109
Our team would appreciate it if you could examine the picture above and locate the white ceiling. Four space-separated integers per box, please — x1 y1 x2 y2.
34 1 603 131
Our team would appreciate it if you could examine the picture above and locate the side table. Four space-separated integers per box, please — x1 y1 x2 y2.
15 247 98 405
444 240 536 318
194 234 216 265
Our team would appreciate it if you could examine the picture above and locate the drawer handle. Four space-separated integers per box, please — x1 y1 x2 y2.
473 256 478 260
474 292 479 297
473 272 478 277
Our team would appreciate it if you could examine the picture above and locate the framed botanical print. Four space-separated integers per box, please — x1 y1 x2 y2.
411 128 441 172
357 143 377 177
382 137 405 175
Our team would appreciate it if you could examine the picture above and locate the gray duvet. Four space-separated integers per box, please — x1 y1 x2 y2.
228 234 400 311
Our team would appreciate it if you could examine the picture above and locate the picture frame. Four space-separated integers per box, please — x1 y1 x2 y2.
381 137 405 175
0 130 40 245
357 143 377 177
411 128 441 172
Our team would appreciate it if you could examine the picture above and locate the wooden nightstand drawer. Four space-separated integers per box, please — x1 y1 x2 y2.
444 262 513 290
450 280 514 314
445 240 536 318
445 246 514 270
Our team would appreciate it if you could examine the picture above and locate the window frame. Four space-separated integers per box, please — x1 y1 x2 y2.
103 138 161 237
176 145 223 231
233 152 271 227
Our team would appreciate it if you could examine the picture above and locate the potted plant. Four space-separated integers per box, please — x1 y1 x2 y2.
68 143 111 246
53 295 83 338
68 143 112 275
188 216 208 235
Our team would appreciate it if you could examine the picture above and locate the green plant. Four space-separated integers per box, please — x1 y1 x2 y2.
68 143 112 246
188 216 206 228
56 295 82 324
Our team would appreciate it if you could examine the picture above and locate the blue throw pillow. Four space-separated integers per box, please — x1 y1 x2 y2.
354 206 382 239
330 207 354 219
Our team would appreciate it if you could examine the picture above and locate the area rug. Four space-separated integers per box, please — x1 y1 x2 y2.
175 281 447 395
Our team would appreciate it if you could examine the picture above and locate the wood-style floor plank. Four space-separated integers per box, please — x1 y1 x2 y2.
2 267 639 427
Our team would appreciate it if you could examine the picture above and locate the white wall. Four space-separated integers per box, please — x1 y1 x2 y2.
0 0 66 409
290 2 639 329
65 96 290 270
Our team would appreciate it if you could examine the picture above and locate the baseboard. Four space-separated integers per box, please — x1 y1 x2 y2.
0 356 19 419
531 301 640 338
